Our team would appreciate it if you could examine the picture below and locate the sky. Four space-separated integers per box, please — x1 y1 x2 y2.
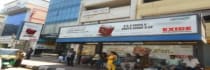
0 0 15 11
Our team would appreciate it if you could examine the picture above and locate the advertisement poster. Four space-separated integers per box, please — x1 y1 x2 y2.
0 36 13 44
81 45 96 56
59 15 198 38
19 22 43 40
103 45 136 56
134 45 193 59
102 45 193 59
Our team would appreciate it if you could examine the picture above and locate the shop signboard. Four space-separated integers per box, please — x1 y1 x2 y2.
19 22 43 40
59 15 198 38
0 36 13 44
82 7 110 16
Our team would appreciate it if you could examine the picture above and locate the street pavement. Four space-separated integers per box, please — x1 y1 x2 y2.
21 55 104 70
3 67 30 70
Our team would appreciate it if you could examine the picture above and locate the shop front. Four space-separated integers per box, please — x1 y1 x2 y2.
57 15 209 67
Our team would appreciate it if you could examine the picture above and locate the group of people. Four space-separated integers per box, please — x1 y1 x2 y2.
90 52 202 70
58 48 202 70
58 48 76 66
164 55 201 70
90 51 138 70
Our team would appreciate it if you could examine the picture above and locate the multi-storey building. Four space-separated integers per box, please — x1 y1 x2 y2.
136 0 210 67
40 0 81 50
56 0 210 68
1 0 49 49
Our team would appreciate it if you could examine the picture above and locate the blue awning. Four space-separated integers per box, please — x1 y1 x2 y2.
56 34 202 43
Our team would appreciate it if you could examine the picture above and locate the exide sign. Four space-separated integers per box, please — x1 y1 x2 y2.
162 26 192 33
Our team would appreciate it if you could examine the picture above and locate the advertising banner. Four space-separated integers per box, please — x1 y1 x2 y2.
0 36 13 44
82 45 96 56
19 22 43 40
134 45 193 59
103 45 136 56
59 15 198 38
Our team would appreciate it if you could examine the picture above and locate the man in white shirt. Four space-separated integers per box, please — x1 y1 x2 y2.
183 56 200 70
66 48 76 66
166 55 181 70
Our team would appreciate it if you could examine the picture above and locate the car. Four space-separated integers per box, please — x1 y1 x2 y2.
0 48 24 69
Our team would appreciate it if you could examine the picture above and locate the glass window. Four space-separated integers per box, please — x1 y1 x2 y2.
144 0 160 3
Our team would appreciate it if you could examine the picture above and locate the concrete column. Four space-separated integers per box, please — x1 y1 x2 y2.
136 0 143 19
130 0 138 20
95 42 103 54
194 42 210 67
77 43 84 64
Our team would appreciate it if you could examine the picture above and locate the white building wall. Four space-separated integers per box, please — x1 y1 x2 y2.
80 0 137 23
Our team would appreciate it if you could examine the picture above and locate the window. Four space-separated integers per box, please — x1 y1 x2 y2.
144 0 160 3
204 15 210 23
45 0 81 24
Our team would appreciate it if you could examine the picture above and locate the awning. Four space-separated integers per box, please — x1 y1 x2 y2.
56 34 202 43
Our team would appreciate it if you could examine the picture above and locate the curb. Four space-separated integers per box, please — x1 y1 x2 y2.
21 64 65 70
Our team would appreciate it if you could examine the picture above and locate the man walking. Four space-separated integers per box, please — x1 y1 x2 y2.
66 48 76 66
26 48 33 59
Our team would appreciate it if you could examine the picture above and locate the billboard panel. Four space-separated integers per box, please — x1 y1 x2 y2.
19 22 43 40
59 15 198 38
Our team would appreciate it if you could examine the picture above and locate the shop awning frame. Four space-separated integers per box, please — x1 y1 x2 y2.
56 34 202 43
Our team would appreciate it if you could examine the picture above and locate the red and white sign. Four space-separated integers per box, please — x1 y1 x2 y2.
59 15 198 38
19 22 43 40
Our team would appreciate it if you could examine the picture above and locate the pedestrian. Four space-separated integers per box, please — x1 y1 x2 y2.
135 53 141 69
66 48 76 66
183 56 200 70
26 48 33 59
166 55 181 70
121 53 135 70
107 51 117 70
14 50 24 67
91 53 101 66
101 52 108 68
140 48 152 69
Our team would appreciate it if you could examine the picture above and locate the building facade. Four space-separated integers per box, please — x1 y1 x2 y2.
40 0 81 50
56 0 210 68
136 0 210 67
0 14 5 35
1 0 49 49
